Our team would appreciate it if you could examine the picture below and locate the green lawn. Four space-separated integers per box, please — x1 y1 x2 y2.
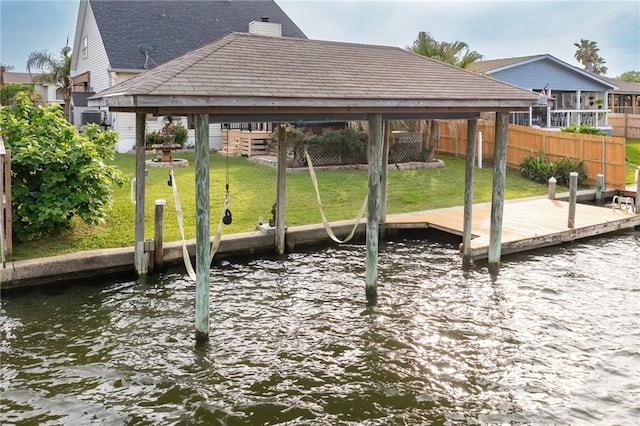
11 152 550 260
626 139 640 184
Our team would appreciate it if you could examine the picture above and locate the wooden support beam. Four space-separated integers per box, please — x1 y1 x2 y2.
276 125 287 255
134 113 147 276
380 121 389 223
194 114 211 342
462 119 477 269
154 199 165 272
488 112 508 270
366 113 383 300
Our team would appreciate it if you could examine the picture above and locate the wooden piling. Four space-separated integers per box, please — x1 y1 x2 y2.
548 176 557 200
462 119 477 269
568 172 578 228
595 174 604 203
366 114 383 300
380 121 389 223
154 199 165 272
488 112 508 269
134 113 147 276
276 125 287 255
194 114 210 342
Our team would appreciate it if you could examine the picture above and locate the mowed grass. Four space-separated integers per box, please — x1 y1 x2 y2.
11 152 550 260
626 139 640 184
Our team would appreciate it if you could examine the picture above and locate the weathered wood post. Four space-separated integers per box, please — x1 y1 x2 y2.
462 119 477 270
366 113 383 300
488 112 508 271
568 171 578 228
276 124 287 255
134 113 148 276
380 121 389 223
548 176 557 199
194 114 211 342
154 199 165 272
635 167 640 214
595 173 604 204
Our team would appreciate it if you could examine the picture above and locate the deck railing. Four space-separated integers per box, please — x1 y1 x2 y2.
510 109 611 129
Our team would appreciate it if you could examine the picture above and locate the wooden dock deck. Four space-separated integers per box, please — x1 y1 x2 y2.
385 198 640 260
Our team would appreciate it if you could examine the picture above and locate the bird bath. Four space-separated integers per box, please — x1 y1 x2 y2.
146 116 189 168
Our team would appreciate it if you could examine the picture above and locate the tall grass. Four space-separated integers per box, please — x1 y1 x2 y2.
11 152 549 259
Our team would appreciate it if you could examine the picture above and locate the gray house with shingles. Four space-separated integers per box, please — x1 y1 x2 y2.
469 54 617 132
70 0 306 151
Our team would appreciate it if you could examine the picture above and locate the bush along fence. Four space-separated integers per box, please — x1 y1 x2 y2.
436 120 627 190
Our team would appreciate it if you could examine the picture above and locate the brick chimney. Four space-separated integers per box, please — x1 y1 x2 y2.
249 17 282 37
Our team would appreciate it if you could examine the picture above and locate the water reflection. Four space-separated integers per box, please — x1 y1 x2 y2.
1 229 639 424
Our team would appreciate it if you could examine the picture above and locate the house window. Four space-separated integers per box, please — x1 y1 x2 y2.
82 36 88 59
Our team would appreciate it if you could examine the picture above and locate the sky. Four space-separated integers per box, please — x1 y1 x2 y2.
1 0 638 77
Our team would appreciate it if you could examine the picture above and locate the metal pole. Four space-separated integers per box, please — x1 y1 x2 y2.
194 114 210 342
636 166 640 214
548 176 557 200
365 113 383 300
276 125 287 255
488 112 508 270
477 131 483 169
462 119 477 269
568 172 578 228
134 113 147 276
154 199 165 272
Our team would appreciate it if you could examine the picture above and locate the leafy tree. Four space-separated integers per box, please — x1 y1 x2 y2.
0 82 30 106
573 39 607 75
406 31 483 161
0 63 15 71
26 45 72 121
617 71 640 82
0 93 124 241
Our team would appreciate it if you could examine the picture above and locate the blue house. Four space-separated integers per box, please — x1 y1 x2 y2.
469 54 618 133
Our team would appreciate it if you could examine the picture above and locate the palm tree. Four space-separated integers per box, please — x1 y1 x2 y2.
406 32 483 161
591 56 608 75
26 45 72 121
573 39 600 71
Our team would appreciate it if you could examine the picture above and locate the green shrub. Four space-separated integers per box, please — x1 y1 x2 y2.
560 124 606 135
145 130 163 149
0 93 125 241
284 126 367 165
171 123 188 147
518 150 587 187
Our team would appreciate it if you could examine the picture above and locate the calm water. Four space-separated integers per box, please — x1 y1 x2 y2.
1 229 639 425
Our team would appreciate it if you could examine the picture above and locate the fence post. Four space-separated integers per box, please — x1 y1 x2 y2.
568 172 578 228
548 176 557 200
636 166 640 214
595 174 604 204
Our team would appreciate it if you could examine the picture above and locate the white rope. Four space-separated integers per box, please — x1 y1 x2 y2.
170 168 228 281
304 148 367 244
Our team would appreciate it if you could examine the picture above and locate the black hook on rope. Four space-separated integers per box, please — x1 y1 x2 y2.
223 208 232 225
167 172 173 187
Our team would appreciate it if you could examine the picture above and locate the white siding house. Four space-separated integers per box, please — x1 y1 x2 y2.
70 0 307 152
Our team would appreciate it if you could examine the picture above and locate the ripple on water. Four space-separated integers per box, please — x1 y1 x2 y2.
1 229 639 424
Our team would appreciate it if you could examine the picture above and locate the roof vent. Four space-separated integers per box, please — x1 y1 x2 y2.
249 18 282 37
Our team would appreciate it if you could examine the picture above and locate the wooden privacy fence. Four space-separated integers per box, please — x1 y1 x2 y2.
0 136 12 264
608 113 640 139
437 121 627 190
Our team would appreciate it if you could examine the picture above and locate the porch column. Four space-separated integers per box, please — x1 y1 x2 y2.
194 113 211 342
365 113 383 300
134 113 147 276
462 119 478 269
576 90 582 126
276 124 287 255
488 112 508 271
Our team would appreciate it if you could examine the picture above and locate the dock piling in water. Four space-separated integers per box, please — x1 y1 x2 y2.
568 172 578 228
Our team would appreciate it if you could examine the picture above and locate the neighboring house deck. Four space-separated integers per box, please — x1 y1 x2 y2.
70 0 307 152
469 54 618 133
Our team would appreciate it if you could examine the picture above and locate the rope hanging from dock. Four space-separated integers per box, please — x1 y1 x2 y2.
169 167 229 281
304 148 367 244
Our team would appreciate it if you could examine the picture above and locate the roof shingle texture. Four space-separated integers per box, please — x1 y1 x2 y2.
96 33 539 102
90 0 306 70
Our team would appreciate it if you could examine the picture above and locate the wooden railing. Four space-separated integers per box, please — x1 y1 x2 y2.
0 136 12 264
437 121 627 190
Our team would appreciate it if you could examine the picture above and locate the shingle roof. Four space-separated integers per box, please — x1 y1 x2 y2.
92 32 539 114
89 0 306 70
1 72 41 84
467 55 541 73
597 75 640 94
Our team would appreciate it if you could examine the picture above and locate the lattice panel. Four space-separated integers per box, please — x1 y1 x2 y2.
390 133 423 163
